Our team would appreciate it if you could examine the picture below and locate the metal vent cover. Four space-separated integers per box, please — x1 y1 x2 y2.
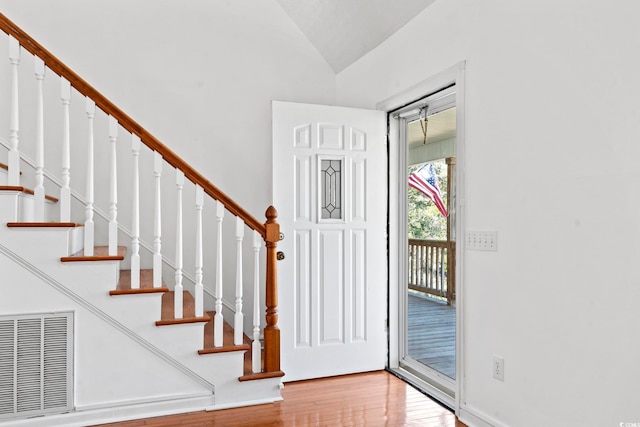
0 312 73 420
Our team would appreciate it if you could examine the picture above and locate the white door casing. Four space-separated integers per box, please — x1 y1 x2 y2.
272 101 387 381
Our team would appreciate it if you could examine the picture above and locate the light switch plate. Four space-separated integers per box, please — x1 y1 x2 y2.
466 230 497 251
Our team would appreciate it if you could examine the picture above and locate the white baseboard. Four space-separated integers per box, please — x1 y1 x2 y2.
74 390 213 412
206 395 283 411
2 393 217 427
459 403 508 427
0 391 285 427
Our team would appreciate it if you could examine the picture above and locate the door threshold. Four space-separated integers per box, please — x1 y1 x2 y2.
388 365 455 410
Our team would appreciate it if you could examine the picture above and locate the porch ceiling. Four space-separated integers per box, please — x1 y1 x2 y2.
408 107 457 149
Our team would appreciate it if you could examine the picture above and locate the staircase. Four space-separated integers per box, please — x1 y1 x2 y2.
0 13 283 427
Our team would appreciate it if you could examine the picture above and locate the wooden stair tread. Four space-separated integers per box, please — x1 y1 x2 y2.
7 222 82 228
0 185 58 202
110 269 169 295
155 291 210 326
237 337 284 381
198 311 250 355
61 246 126 262
238 370 285 382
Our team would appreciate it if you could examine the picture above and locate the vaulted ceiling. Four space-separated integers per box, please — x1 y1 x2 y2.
275 0 438 73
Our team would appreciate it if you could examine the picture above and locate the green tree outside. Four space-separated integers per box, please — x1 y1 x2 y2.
407 159 447 240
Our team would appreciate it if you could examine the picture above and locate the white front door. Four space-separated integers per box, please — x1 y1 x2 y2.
272 101 387 381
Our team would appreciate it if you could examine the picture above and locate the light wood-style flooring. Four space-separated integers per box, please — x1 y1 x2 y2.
94 371 465 427
408 293 456 379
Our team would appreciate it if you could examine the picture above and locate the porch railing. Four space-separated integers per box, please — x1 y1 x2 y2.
408 238 456 304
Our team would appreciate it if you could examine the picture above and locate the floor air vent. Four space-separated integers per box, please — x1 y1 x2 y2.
0 312 73 420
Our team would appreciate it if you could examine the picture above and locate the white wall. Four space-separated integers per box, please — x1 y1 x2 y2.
338 1 640 426
0 0 336 216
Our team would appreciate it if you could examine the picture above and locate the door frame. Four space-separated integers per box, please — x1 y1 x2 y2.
376 61 466 414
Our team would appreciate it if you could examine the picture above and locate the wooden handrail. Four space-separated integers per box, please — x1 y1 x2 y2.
0 12 265 236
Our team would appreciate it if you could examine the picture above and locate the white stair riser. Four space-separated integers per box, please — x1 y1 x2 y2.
212 377 283 408
137 324 206 360
69 226 84 254
104 294 163 326
45 199 59 222
0 187 59 223
0 192 20 222
1 227 82 258
19 193 34 222
19 194 59 222
0 227 121 289
53 262 121 291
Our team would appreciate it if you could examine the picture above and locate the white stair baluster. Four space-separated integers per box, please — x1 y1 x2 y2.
84 98 95 256
194 185 204 317
174 170 184 319
153 152 163 287
8 36 20 186
108 117 118 256
214 200 224 347
234 217 244 345
34 57 45 221
60 78 71 222
130 135 141 287
252 230 262 373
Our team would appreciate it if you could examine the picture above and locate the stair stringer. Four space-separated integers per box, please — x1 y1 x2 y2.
67 287 283 407
0 226 282 409
0 244 217 427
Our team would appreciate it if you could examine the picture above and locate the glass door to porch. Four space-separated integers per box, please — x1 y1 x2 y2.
401 93 457 397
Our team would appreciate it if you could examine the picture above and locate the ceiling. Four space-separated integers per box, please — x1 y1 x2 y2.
275 0 438 73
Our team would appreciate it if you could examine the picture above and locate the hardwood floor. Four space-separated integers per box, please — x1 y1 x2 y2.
408 293 456 379
94 371 466 427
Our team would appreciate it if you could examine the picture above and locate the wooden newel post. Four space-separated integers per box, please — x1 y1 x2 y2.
264 205 281 373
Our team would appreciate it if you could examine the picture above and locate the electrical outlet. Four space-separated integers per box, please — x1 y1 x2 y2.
466 230 497 251
493 355 504 381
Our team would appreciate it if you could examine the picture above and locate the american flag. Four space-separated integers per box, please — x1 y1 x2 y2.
408 163 448 217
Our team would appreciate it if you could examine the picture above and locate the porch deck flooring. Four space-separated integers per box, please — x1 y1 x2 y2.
408 293 456 379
